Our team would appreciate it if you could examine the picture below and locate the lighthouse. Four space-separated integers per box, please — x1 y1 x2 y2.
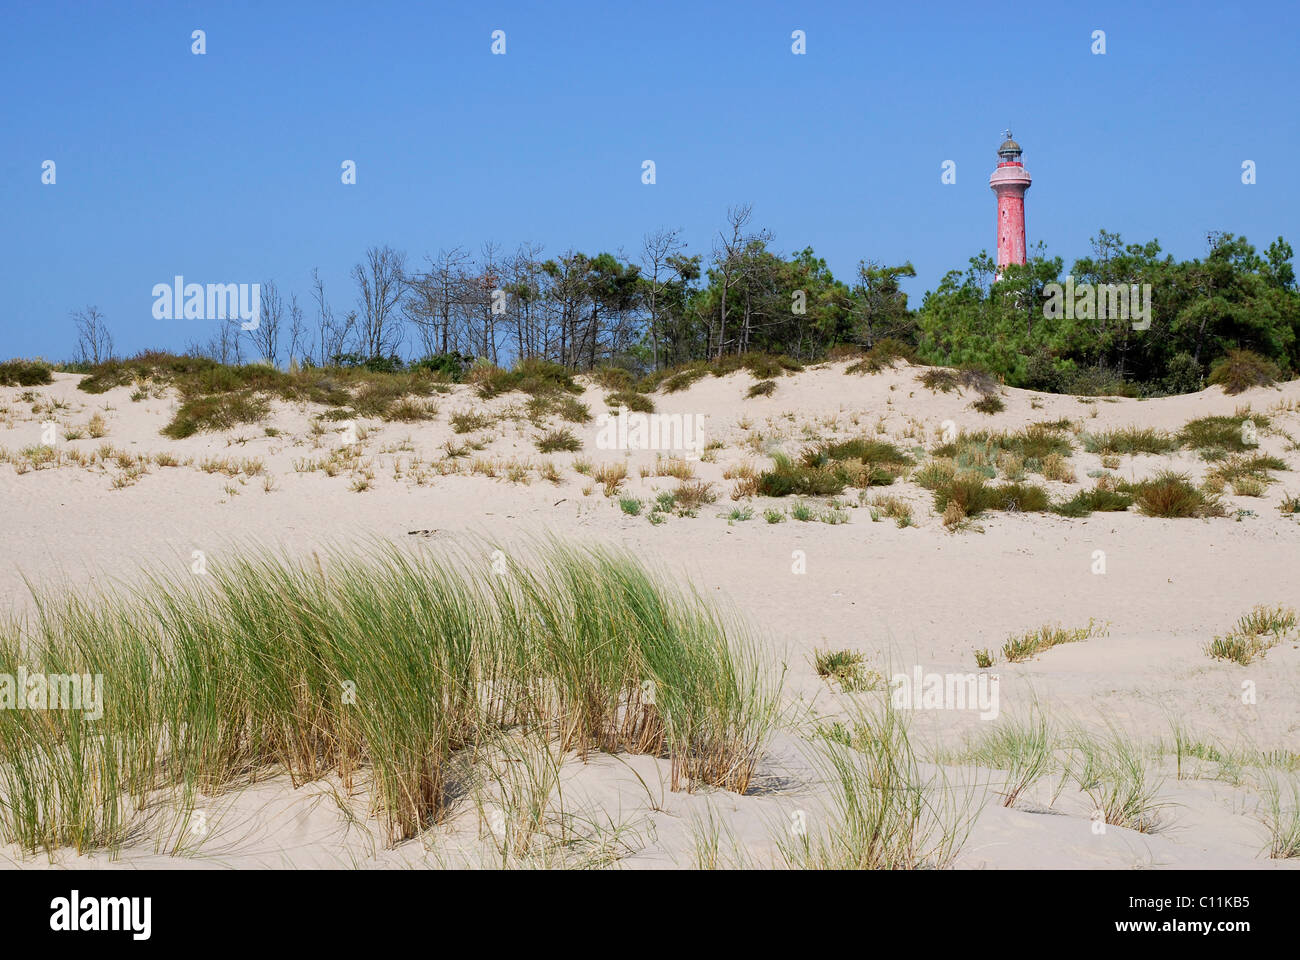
989 130 1031 276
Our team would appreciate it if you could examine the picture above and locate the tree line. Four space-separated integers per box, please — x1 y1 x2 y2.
72 205 1299 396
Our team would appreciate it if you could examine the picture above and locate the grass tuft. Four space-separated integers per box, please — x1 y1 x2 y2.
1206 605 1297 665
0 542 781 853
535 429 582 454
1001 620 1105 663
1124 472 1224 518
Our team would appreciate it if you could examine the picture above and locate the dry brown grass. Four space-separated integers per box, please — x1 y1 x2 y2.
674 480 717 511
1041 452 1076 483
655 457 695 480
592 461 628 496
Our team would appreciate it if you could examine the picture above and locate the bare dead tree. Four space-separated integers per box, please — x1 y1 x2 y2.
352 245 408 360
406 246 474 358
287 293 306 368
247 279 283 366
72 306 114 364
188 318 243 364
311 267 353 364
711 204 771 359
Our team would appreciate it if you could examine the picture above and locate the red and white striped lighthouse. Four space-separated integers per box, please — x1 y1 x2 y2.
989 130 1031 276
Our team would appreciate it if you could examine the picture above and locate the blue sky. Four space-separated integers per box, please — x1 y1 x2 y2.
4 0 1297 360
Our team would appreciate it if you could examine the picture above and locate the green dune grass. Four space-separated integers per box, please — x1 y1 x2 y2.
0 541 780 854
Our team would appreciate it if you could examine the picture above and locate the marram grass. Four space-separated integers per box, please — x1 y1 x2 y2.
0 541 780 854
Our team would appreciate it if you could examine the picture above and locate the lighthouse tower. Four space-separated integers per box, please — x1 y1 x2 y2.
989 131 1031 276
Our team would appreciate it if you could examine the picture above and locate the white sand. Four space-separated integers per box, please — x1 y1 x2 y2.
2 362 1298 869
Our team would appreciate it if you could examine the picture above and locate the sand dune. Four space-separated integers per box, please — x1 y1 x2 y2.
2 360 1298 869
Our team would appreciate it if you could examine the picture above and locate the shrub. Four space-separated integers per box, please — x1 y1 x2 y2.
1051 487 1134 517
955 365 1000 397
733 352 802 379
162 391 270 438
661 367 710 393
746 379 776 399
918 369 958 393
408 352 472 381
535 429 582 453
1162 352 1204 395
756 454 846 498
1208 349 1281 395
912 459 957 490
844 339 917 374
591 366 634 391
933 426 1071 464
1125 472 1223 518
932 474 1049 518
0 359 54 386
988 482 1050 512
1023 349 1067 393
971 395 1005 415
476 358 581 399
555 397 592 423
802 437 912 470
1179 412 1268 452
606 390 655 413
1208 453 1287 488
932 473 992 517
826 343 864 360
1084 427 1179 456
757 437 911 497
